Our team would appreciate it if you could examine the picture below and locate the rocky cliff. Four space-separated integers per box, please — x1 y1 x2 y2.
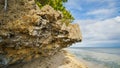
0 0 82 67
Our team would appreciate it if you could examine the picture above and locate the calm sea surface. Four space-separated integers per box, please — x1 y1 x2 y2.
68 47 120 68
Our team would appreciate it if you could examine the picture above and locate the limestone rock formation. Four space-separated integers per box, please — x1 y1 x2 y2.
0 0 82 67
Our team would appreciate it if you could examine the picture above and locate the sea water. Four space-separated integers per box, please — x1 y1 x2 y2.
68 47 120 68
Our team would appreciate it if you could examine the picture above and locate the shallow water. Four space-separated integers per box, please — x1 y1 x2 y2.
68 47 120 68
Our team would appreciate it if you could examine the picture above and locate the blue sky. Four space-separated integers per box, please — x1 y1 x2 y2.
64 0 120 47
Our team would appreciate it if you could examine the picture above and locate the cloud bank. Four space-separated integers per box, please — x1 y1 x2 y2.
75 16 120 47
65 0 120 47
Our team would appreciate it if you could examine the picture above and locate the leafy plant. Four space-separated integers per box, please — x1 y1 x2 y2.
35 0 74 23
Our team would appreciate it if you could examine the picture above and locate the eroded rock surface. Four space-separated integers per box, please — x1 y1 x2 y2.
0 0 82 67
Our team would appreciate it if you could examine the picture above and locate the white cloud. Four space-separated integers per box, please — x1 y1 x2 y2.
86 8 117 20
74 16 120 46
87 9 114 15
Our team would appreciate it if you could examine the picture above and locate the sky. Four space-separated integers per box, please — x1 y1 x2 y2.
64 0 120 47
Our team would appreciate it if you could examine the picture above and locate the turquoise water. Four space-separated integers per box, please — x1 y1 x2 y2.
68 47 120 68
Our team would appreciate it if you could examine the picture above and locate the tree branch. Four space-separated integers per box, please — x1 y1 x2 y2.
4 0 7 11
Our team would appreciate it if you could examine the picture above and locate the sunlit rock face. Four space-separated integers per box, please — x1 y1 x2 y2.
0 0 82 67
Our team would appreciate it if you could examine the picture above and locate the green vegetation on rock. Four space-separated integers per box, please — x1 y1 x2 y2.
35 0 74 23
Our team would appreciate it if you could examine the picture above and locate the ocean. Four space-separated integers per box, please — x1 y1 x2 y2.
68 47 120 68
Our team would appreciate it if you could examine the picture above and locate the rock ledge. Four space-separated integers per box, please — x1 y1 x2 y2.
0 0 82 67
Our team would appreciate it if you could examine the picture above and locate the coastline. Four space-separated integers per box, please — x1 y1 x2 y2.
67 47 120 68
8 50 87 68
